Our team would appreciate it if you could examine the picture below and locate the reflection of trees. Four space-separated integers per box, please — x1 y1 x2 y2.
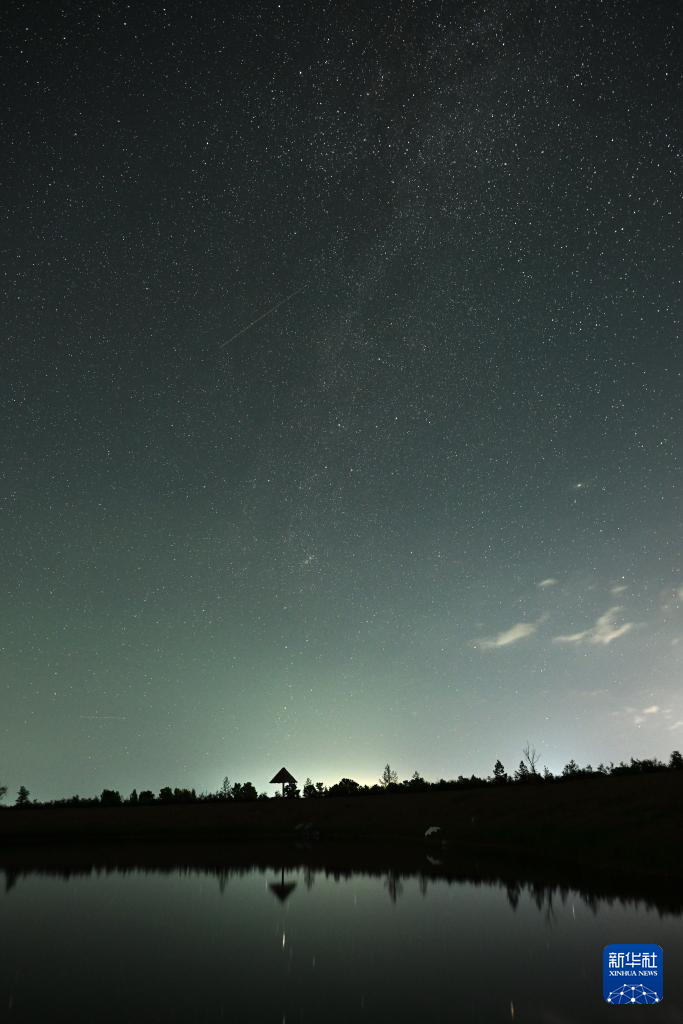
506 882 522 910
506 880 557 921
384 871 403 903
504 880 580 925
1 856 679 919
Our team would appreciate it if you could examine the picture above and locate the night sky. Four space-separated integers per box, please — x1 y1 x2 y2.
2 1 680 800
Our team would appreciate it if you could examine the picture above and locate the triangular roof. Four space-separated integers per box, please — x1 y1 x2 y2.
270 766 297 784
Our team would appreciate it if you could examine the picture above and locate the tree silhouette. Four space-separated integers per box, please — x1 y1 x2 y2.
670 750 683 770
173 787 196 802
522 742 541 776
16 786 30 806
328 778 361 797
493 760 507 783
284 781 300 799
231 781 257 801
302 778 316 798
220 776 232 799
0 784 7 802
100 789 122 806
380 763 398 787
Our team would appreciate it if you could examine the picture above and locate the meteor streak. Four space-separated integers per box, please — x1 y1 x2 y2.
220 282 308 347
79 715 128 721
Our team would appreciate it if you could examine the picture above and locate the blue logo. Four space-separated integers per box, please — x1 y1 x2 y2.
603 944 663 1004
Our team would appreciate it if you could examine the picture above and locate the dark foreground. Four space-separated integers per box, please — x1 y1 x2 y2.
1 772 681 882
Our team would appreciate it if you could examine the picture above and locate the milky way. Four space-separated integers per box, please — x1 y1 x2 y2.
2 0 680 799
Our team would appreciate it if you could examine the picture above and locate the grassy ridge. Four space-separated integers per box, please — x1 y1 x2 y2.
1 772 681 875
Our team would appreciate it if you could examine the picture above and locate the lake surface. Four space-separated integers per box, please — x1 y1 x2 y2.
1 856 681 1022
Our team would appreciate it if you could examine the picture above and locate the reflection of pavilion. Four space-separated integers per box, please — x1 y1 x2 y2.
268 866 298 903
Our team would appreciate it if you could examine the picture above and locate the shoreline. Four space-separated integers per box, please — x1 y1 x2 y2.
1 772 681 880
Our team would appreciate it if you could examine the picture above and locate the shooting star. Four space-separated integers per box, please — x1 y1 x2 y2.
80 715 128 721
220 281 308 348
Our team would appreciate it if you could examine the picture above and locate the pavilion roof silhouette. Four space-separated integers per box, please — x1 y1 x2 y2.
270 767 297 784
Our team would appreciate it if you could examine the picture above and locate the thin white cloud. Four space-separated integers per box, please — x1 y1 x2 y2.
537 578 558 589
553 606 635 646
475 621 538 651
669 721 683 731
642 705 659 715
610 584 628 595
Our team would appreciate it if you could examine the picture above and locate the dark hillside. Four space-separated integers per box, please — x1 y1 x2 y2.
1 772 681 876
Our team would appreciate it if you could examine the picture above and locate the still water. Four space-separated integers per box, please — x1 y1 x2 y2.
1 855 681 1023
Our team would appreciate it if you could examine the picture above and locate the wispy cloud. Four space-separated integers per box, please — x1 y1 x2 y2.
537 578 558 589
624 705 661 726
610 584 628 595
553 606 634 646
475 621 538 651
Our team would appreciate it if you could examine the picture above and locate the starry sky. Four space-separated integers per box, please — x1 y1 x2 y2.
2 0 680 800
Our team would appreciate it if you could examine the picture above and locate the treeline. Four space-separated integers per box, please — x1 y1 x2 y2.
0 779 264 810
2 748 682 810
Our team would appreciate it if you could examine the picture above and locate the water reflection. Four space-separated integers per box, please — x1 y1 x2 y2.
2 842 681 917
1 844 681 1023
268 866 298 903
